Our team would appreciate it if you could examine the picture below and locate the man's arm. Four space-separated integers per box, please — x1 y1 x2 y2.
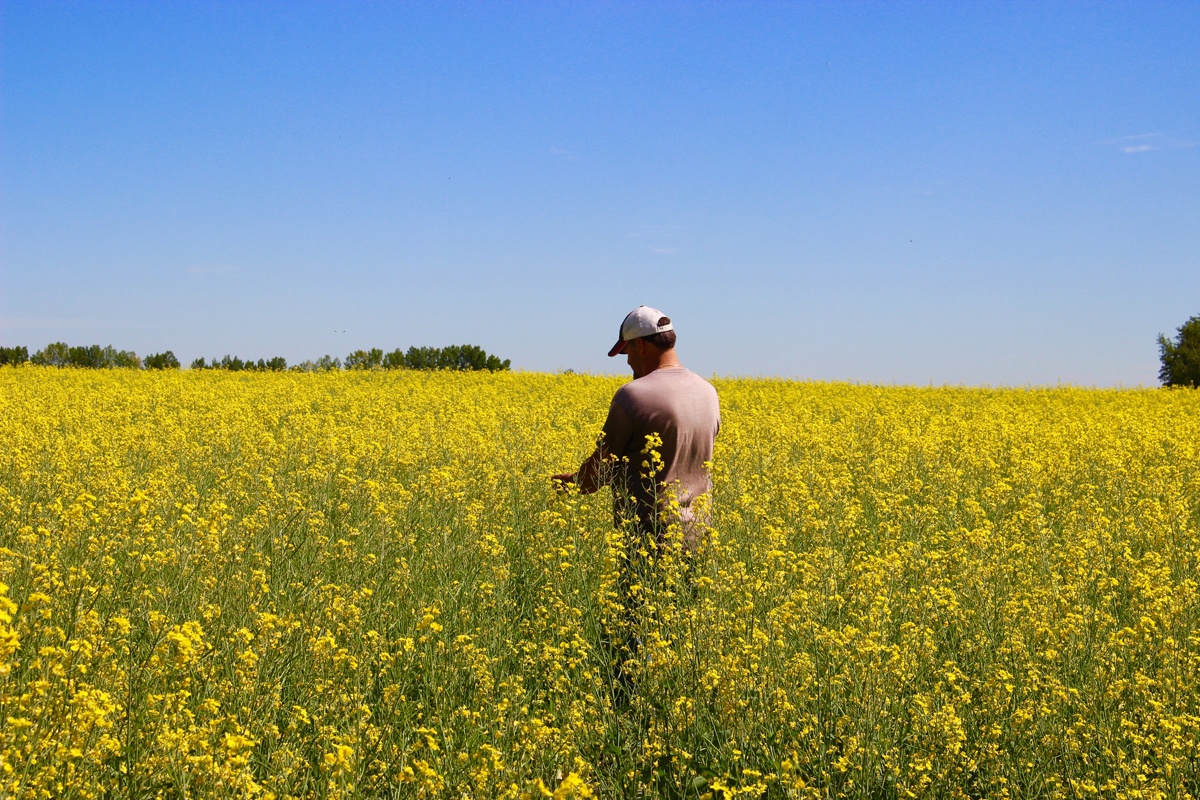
551 400 632 495
551 445 610 495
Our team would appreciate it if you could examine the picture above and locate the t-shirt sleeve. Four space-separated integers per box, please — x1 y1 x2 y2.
600 394 634 457
714 388 721 437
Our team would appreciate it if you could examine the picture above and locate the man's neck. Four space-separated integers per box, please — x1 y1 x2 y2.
646 354 683 374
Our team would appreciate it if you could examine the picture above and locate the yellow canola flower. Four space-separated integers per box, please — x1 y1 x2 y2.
0 365 1198 798
0 582 18 677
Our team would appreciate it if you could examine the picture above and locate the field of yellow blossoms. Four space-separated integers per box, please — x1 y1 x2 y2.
2 366 1199 799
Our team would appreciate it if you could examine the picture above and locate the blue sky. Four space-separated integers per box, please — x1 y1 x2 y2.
2 1 1197 384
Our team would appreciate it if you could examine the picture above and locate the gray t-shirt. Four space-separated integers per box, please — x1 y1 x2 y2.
600 367 721 543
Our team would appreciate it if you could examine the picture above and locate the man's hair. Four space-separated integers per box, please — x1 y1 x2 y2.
642 316 676 350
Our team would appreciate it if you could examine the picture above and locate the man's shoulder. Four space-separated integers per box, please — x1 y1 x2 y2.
662 368 718 394
617 369 717 403
681 369 718 392
610 379 643 413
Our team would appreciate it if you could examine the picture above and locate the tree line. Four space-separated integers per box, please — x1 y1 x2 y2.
0 343 511 372
4 324 1197 384
344 344 510 372
0 343 149 369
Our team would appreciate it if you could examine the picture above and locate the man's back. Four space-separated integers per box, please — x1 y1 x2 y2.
602 367 720 540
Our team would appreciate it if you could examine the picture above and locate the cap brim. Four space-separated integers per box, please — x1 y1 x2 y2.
607 338 628 357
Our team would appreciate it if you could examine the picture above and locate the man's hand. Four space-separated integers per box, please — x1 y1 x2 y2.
554 448 604 496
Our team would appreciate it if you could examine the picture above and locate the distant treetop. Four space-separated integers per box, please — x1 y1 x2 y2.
191 355 288 372
1158 315 1200 388
144 351 181 370
0 341 511 373
25 343 141 369
345 344 510 372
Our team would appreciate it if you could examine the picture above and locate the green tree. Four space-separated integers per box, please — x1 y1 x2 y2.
316 355 341 371
145 351 181 370
67 344 100 367
292 357 339 372
447 344 485 370
393 344 510 371
31 342 70 366
403 346 439 370
29 343 139 368
442 344 509 371
345 348 384 370
383 348 406 369
1158 315 1200 388
105 346 141 369
0 346 28 365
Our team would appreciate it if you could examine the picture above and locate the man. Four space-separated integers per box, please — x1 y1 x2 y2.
552 305 721 550
553 306 720 706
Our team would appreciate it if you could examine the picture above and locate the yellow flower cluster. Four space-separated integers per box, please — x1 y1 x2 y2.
1 366 1199 798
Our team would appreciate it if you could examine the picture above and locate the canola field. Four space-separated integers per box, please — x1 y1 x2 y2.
2 367 1200 800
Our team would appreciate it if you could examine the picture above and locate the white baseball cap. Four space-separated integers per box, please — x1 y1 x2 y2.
608 306 674 357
